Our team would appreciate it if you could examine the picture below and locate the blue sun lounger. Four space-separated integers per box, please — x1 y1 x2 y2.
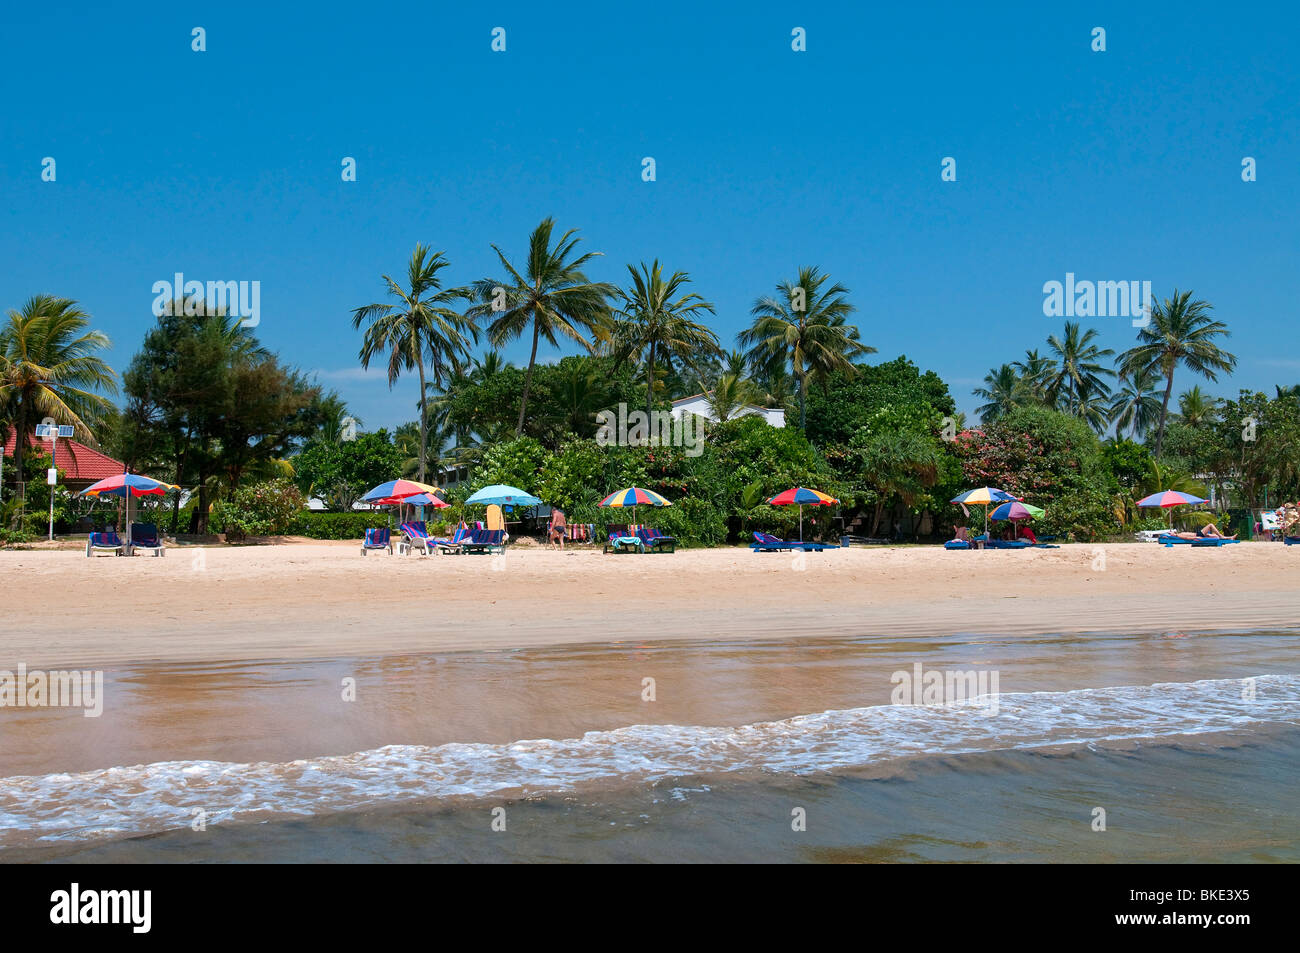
361 527 394 556
400 520 437 555
130 523 166 557
750 531 835 552
86 530 125 557
460 528 505 555
1159 533 1239 548
637 527 677 553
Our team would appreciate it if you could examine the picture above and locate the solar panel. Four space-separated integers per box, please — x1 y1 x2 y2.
57 425 75 438
34 424 53 437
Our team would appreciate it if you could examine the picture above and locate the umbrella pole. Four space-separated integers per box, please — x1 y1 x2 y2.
799 503 804 542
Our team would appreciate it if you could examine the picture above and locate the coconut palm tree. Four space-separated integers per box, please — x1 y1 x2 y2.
468 218 617 435
1012 348 1055 404
740 266 873 430
1045 322 1114 416
1108 365 1162 439
1118 290 1236 457
612 260 720 420
351 245 476 482
703 371 761 423
1174 385 1221 429
972 364 1025 423
0 295 117 517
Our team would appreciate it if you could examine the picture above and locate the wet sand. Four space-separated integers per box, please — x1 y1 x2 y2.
1 541 1297 670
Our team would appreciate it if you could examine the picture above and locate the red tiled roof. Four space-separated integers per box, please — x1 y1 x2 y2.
2 433 125 482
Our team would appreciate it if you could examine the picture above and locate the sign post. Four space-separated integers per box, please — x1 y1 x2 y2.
35 420 76 541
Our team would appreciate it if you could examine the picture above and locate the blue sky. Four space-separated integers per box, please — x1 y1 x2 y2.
3 1 1297 430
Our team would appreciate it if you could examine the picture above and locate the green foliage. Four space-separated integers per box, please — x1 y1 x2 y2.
211 479 304 541
474 436 549 490
804 357 955 448
292 430 405 510
954 404 1112 539
287 511 382 539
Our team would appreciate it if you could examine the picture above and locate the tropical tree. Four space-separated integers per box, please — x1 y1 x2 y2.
469 218 617 435
1108 365 1162 439
704 371 761 423
1045 321 1114 416
1119 290 1236 457
972 364 1025 423
740 266 873 430
0 295 117 516
1173 385 1220 429
351 244 476 481
1012 349 1055 404
612 260 720 419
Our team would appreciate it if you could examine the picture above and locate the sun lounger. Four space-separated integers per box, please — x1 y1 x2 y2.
986 539 1030 549
1159 533 1239 547
86 530 125 557
749 531 835 552
944 540 971 550
604 533 644 554
361 527 393 556
636 527 677 553
400 520 437 555
130 523 166 556
460 528 505 555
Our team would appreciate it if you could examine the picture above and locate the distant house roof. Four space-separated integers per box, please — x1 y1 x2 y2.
2 433 125 483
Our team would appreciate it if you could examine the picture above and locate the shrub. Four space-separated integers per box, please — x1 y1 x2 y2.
287 511 383 540
212 479 305 541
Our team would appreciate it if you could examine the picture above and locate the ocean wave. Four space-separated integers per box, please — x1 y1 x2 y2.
2 674 1297 848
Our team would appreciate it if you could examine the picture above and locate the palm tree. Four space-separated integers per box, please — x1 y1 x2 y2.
612 260 720 420
1174 385 1220 429
1012 348 1055 404
469 218 617 435
0 295 117 516
1045 322 1114 416
1108 365 1162 439
703 371 761 423
351 245 476 482
972 364 1025 423
1119 290 1236 457
740 266 873 430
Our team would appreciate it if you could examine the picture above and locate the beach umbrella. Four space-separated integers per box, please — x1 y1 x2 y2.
989 501 1044 522
598 486 672 527
1136 489 1208 528
464 484 543 507
79 472 181 551
360 479 441 503
768 487 839 542
951 487 1017 537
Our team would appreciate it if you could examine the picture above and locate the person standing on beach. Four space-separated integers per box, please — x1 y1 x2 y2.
548 509 567 550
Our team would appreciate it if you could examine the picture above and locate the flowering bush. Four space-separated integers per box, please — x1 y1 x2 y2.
212 479 304 541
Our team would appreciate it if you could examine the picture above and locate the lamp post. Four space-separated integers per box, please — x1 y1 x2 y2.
35 420 75 541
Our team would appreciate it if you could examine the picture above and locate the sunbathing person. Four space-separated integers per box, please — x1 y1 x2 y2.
1195 522 1236 539
950 526 970 543
1018 525 1039 544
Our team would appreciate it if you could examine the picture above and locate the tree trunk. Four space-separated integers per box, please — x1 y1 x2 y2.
11 402 27 527
645 352 655 423
516 316 540 436
798 370 808 431
1154 368 1175 458
417 359 428 483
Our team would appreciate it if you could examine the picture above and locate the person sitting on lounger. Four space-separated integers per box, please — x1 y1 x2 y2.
950 525 970 543
548 509 567 550
1018 525 1039 544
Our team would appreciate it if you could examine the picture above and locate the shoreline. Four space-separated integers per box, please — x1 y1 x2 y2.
1 541 1298 669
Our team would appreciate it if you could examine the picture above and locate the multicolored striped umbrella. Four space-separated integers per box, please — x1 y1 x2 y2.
598 486 671 527
360 479 441 503
767 487 839 542
989 501 1044 521
951 487 1018 536
371 492 448 508
1137 489 1208 528
79 472 181 552
599 487 672 508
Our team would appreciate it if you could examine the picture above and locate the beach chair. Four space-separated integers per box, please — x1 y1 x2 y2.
986 539 1030 549
400 520 436 555
749 531 833 552
637 527 677 553
361 527 393 556
433 523 472 554
130 523 166 557
943 539 972 550
604 530 645 554
86 530 125 557
460 528 505 555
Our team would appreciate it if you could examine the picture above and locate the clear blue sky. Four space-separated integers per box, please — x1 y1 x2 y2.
3 1 1297 429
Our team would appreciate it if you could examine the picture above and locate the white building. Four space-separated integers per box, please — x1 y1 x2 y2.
670 393 786 427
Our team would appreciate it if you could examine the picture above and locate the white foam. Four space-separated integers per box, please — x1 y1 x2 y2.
1 674 1296 847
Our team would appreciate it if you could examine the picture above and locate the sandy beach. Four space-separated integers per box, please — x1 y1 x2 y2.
0 540 1296 669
